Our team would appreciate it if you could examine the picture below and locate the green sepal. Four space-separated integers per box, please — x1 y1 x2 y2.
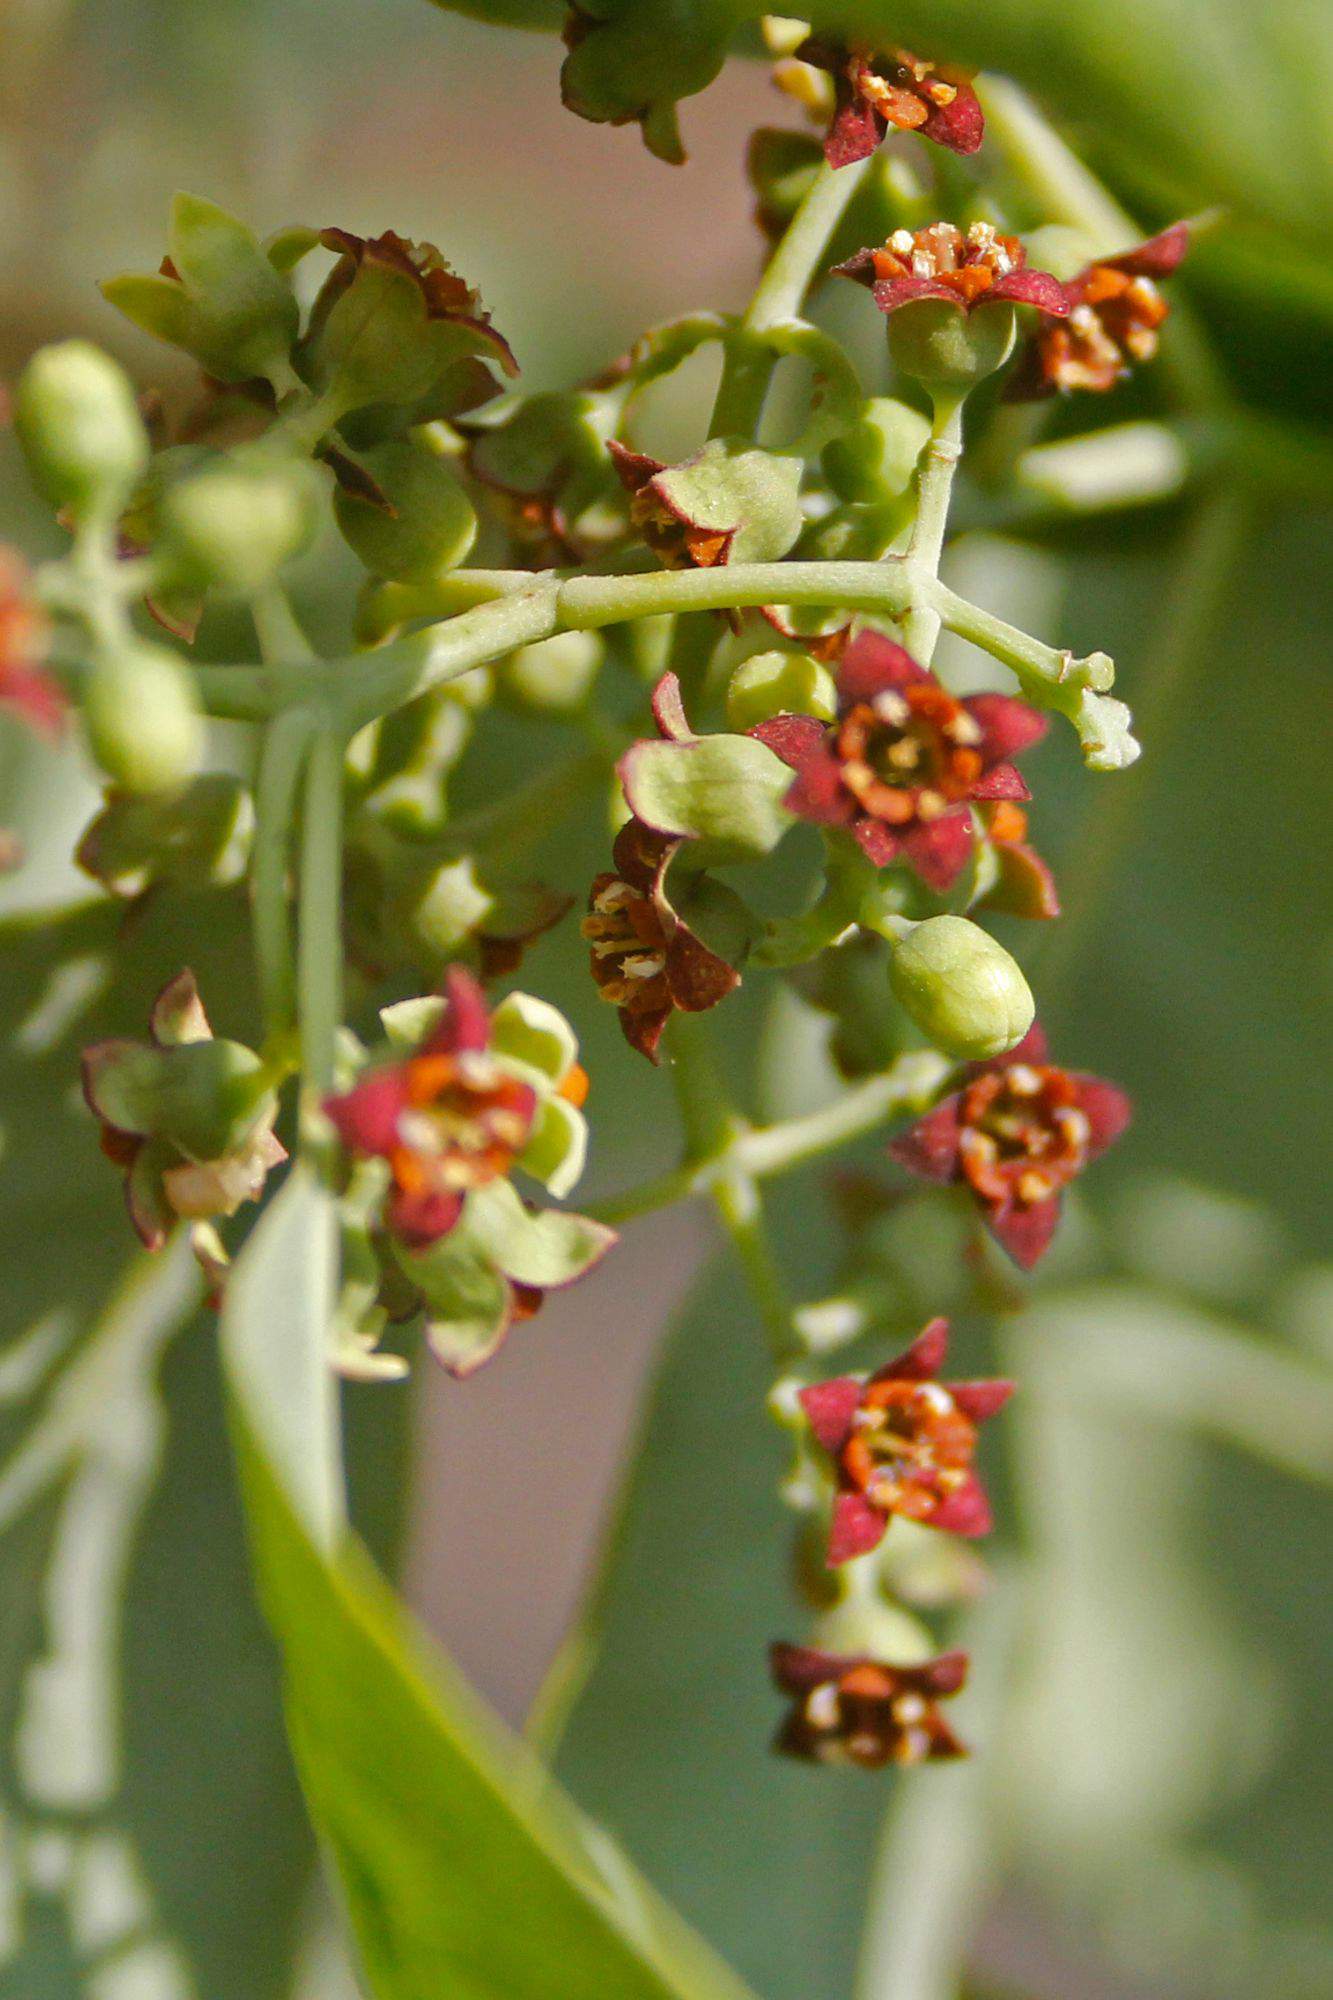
76 774 252 899
379 994 447 1052
519 1097 588 1201
652 437 803 565
102 194 300 386
84 1037 274 1161
332 437 477 582
406 1241 514 1378
619 732 794 859
459 1180 615 1291
888 298 1017 388
488 991 579 1088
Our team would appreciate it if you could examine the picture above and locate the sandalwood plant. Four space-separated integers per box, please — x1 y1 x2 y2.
1 3 1330 1997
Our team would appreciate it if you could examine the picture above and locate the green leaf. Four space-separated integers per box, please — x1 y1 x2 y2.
620 735 794 858
221 1175 761 2000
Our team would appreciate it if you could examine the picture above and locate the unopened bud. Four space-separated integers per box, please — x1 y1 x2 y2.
726 649 836 731
84 644 202 797
822 397 931 505
890 914 1034 1061
159 449 321 594
14 342 149 518
333 439 477 582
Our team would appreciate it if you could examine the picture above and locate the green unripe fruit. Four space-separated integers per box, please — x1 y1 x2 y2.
890 915 1034 1061
333 440 477 582
159 450 321 593
888 299 1017 389
14 341 149 517
498 629 602 712
84 645 203 797
822 398 931 505
726 650 837 731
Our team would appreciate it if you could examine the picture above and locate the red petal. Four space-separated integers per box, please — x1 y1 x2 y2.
749 713 828 768
922 84 984 156
323 1069 409 1156
987 1193 1062 1269
949 1379 1014 1423
990 269 1071 316
828 1490 888 1565
965 692 1048 765
784 749 854 825
770 1642 853 1693
610 816 673 891
1102 223 1190 280
431 965 490 1055
1073 1076 1133 1156
871 276 967 315
851 815 902 867
664 926 741 1014
929 1474 992 1537
388 1184 465 1248
837 630 926 705
798 1376 863 1454
0 666 66 737
991 1021 1048 1068
606 439 663 494
621 1004 671 1064
878 1315 950 1382
969 762 1031 802
826 100 884 170
650 672 694 742
889 1098 963 1182
900 810 974 891
920 1649 969 1695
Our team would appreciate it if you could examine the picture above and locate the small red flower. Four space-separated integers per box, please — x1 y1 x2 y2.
890 1024 1132 1267
836 221 1070 321
780 39 984 166
583 815 739 1062
799 1317 1013 1564
770 1642 968 1767
0 550 64 737
751 629 1047 891
606 442 734 573
1008 225 1190 399
323 966 538 1248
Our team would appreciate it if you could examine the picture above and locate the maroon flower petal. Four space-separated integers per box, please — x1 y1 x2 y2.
871 276 969 315
650 671 695 743
784 749 856 826
826 100 884 170
899 810 974 891
621 1004 672 1064
950 1379 1015 1423
0 666 65 737
929 1474 993 1537
749 712 829 768
770 1642 852 1693
987 1193 1063 1269
889 1098 963 1181
606 439 662 494
921 85 984 156
1073 1076 1133 1157
387 1184 465 1249
969 762 1031 802
663 926 742 1015
430 964 491 1055
1103 223 1190 280
324 1069 410 1157
610 815 672 892
828 1490 889 1564
991 1021 1048 1069
851 815 902 868
836 631 925 706
798 1376 863 1455
965 692 1049 765
989 269 1071 316
878 1315 950 1382
918 1649 969 1695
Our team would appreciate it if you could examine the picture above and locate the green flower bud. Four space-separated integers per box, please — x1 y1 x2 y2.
159 449 321 594
497 629 602 713
84 644 202 797
889 915 1034 1061
889 299 1017 389
726 650 837 731
14 341 149 518
822 397 931 505
333 438 477 581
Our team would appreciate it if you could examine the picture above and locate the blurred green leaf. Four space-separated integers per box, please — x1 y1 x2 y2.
222 1169 761 2000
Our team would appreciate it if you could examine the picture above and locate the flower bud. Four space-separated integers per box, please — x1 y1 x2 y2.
84 644 202 797
333 439 477 582
159 450 321 594
888 298 1017 388
822 397 931 505
725 649 837 731
497 629 602 713
14 342 149 518
889 914 1034 1060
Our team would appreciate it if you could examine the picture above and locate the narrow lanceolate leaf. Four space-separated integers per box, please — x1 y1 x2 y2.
222 1169 760 2000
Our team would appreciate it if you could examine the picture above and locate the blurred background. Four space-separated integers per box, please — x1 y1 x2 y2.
0 2 1330 1997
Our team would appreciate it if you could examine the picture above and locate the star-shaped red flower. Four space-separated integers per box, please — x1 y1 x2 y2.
1008 224 1190 399
770 1642 968 1767
0 550 63 738
799 1317 1013 1564
751 629 1047 891
890 1023 1132 1267
836 221 1070 321
783 39 984 167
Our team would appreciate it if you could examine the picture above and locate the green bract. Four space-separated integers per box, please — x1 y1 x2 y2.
620 732 795 859
83 645 203 798
652 437 803 565
333 438 478 581
889 915 1035 1061
101 194 300 387
83 1036 274 1163
14 341 149 518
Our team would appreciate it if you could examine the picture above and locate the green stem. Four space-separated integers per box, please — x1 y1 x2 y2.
252 583 315 664
711 1167 797 1362
296 726 347 1095
902 391 966 664
251 708 315 1040
330 579 561 733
